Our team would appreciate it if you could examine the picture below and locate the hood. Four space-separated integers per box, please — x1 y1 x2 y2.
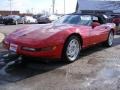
9 24 75 42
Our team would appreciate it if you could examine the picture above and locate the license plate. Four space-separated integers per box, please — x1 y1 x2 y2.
9 43 18 52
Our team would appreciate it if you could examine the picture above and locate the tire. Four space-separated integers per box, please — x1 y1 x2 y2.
62 36 81 63
103 31 114 47
5 23 8 25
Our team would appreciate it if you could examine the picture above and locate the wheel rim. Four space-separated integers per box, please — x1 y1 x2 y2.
108 32 114 46
66 39 80 61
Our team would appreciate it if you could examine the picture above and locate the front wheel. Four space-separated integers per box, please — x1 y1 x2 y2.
104 31 114 47
62 36 81 62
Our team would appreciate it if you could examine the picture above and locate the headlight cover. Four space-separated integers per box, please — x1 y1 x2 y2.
22 47 36 51
22 46 56 52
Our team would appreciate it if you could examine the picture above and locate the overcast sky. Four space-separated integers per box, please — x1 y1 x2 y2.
0 0 77 14
0 0 120 14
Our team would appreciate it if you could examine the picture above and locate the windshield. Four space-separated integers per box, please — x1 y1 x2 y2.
54 15 92 25
7 15 20 19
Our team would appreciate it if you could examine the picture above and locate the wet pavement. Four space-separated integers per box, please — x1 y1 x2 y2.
0 25 120 90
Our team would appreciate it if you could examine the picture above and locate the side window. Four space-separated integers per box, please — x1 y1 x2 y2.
93 16 99 23
80 15 92 26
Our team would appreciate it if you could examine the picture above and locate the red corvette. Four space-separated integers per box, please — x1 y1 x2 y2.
3 14 116 62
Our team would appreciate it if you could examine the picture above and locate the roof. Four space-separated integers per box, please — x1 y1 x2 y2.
76 0 120 13
67 12 108 17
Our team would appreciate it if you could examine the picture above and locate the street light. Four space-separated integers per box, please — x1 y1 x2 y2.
64 0 66 14
52 0 55 14
8 0 12 15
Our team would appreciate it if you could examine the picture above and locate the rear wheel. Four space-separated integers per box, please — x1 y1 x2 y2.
104 31 114 47
62 36 81 62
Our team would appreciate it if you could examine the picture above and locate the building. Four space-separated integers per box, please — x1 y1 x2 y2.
0 11 20 16
0 10 33 16
79 10 113 15
20 13 33 17
76 0 120 13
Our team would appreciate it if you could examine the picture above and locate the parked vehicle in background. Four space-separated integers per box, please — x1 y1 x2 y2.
3 13 116 62
48 14 61 22
37 15 51 24
112 15 120 31
0 16 4 24
112 15 120 26
33 14 42 19
3 15 24 25
22 16 37 24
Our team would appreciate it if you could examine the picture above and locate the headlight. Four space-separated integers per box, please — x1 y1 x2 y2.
22 47 36 51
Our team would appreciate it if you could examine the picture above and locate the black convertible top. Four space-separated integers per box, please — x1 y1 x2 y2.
66 12 110 24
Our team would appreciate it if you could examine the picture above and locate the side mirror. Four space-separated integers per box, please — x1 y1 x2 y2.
92 22 100 28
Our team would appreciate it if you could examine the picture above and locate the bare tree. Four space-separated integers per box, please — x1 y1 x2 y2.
52 0 55 14
26 9 31 14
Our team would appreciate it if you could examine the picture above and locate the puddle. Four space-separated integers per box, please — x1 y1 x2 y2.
99 67 120 79
82 67 120 90
87 58 100 65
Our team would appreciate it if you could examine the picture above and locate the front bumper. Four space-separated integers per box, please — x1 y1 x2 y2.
3 42 63 59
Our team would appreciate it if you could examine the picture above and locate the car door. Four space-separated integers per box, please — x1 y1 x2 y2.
90 26 107 44
78 25 92 48
89 16 108 45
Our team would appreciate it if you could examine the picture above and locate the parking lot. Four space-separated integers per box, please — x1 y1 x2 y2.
0 24 120 90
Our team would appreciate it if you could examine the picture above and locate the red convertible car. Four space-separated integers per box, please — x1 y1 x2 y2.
3 14 116 62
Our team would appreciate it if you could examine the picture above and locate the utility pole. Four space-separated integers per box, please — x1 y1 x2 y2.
52 0 55 14
31 8 34 14
64 0 66 14
8 0 12 15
